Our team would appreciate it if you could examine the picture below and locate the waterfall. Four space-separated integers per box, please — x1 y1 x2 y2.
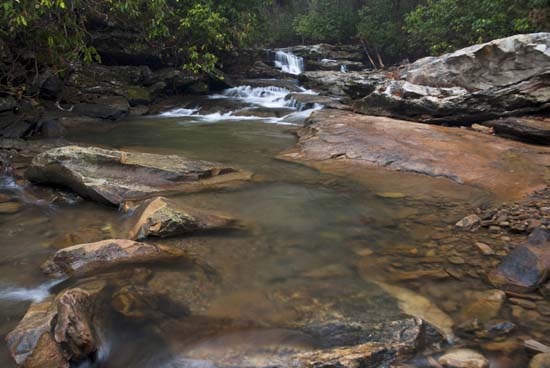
273 50 304 75
340 65 349 73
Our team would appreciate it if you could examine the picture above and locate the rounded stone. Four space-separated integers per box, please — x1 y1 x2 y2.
438 349 489 368
530 353 550 368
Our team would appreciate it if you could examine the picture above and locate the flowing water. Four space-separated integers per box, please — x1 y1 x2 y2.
273 51 305 75
0 82 543 367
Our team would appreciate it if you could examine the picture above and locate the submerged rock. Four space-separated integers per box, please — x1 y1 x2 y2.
278 109 550 198
530 353 550 368
438 349 489 368
41 239 185 277
6 287 100 368
25 146 253 206
372 281 455 342
455 214 481 232
126 196 239 240
489 228 550 293
294 319 423 367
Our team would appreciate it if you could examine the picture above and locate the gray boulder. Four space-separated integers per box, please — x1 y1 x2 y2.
351 33 550 125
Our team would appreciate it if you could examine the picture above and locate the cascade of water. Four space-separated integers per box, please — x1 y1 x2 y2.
273 50 304 75
340 65 349 73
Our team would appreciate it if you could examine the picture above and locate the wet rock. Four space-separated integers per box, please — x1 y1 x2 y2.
5 297 65 368
26 146 252 206
111 285 190 319
372 281 454 342
475 242 494 256
0 201 22 214
525 339 550 354
41 239 185 277
438 349 489 368
510 297 537 309
294 318 425 367
458 289 505 323
489 228 550 293
482 117 550 145
126 86 152 106
300 70 379 98
5 287 100 368
126 196 239 240
74 96 130 120
0 96 17 113
278 109 550 198
530 353 550 368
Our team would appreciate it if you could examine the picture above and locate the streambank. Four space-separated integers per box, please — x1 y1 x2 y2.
0 34 549 368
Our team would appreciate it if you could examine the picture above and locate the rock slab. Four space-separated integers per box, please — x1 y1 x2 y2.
278 109 550 198
25 146 253 205
41 239 185 277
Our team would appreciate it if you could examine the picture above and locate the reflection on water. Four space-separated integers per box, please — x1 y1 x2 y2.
0 115 534 367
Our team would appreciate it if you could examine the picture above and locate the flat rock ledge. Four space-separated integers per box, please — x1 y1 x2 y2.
25 146 253 206
41 239 185 277
278 109 550 199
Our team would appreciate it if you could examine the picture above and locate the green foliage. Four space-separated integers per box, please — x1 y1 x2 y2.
0 0 268 94
294 0 360 43
405 0 550 55
357 0 421 63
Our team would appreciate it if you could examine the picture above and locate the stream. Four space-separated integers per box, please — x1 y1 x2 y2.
0 56 543 367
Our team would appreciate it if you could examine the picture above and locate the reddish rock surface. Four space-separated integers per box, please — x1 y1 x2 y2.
278 109 550 199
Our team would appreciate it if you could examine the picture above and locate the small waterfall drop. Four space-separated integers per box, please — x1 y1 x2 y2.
340 65 348 73
273 51 304 75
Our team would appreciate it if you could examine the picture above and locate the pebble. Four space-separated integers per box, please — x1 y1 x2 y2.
353 248 373 256
510 298 537 309
376 192 406 199
537 302 550 316
438 349 489 368
0 201 22 214
529 353 550 368
448 256 466 265
475 242 494 255
489 226 501 233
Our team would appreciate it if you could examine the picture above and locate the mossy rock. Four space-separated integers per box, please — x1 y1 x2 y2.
126 86 152 106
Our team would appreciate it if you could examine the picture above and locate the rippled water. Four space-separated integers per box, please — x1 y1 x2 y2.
0 96 539 367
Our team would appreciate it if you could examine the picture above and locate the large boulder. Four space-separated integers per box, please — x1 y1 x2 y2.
41 239 185 277
352 33 550 124
489 228 550 293
278 109 550 198
25 146 252 206
5 286 101 368
406 33 550 91
125 196 239 240
74 96 130 120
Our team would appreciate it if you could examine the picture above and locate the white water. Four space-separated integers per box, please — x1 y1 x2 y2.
210 86 291 108
0 278 66 303
159 84 323 125
273 50 304 75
